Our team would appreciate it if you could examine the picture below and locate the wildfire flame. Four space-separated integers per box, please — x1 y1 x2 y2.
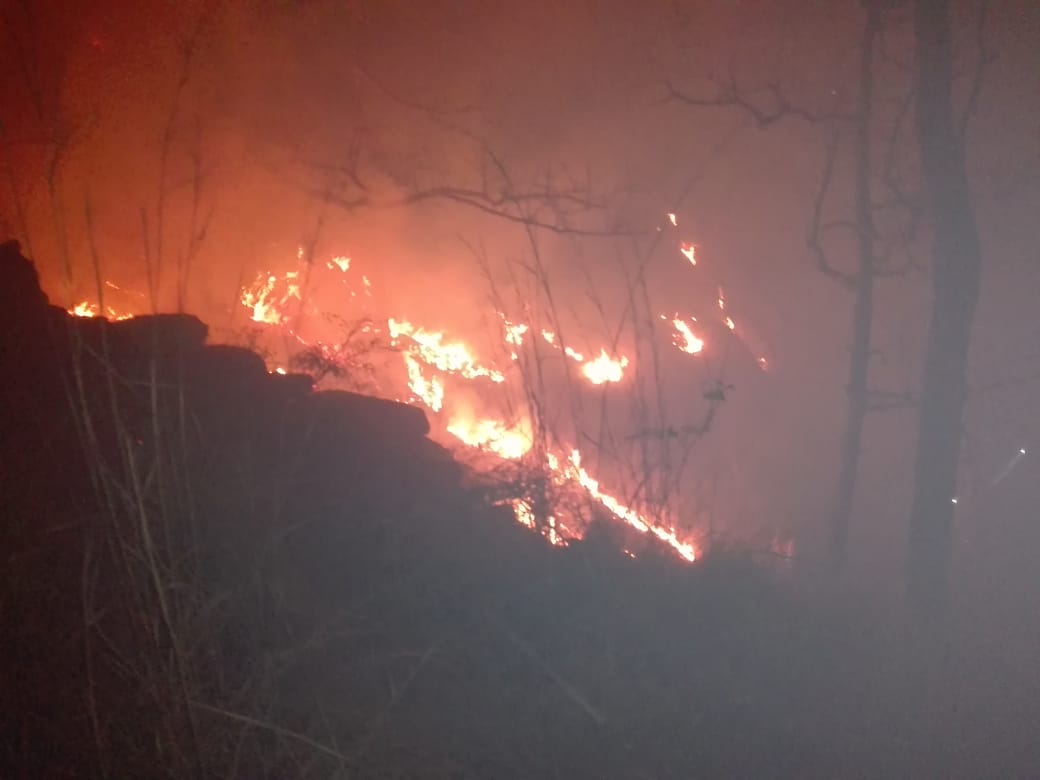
680 242 697 266
580 348 630 385
389 318 505 384
667 316 705 355
52 206 787 567
549 450 698 562
241 270 301 325
447 416 532 460
402 353 445 412
225 209 783 564
67 300 134 321
327 255 351 273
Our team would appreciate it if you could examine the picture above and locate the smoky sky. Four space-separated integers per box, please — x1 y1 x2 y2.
3 0 1039 589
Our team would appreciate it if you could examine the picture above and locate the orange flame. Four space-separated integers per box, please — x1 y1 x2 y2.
70 301 99 318
550 450 698 562
401 353 445 412
232 246 743 565
241 270 301 325
68 300 134 320
389 318 505 384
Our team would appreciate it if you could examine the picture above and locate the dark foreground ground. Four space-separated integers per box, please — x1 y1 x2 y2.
2 240 1037 779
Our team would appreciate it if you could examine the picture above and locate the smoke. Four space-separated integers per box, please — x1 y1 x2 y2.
4 0 1039 576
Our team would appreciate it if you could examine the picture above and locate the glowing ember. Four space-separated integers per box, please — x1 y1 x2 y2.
668 316 704 355
680 242 697 266
327 255 351 273
507 499 566 546
511 499 539 529
580 348 629 384
504 319 528 347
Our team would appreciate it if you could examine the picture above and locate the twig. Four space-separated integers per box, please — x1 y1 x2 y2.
190 699 357 766
485 611 606 726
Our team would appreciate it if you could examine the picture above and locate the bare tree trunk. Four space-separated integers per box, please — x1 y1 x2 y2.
907 0 982 617
828 2 880 571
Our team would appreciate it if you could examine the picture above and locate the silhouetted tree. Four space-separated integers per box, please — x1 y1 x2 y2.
668 1 921 571
906 0 983 617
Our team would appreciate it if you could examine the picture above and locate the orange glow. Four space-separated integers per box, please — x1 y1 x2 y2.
229 246 742 565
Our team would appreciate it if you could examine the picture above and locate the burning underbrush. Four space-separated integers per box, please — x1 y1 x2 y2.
5 239 1037 777
178 216 776 561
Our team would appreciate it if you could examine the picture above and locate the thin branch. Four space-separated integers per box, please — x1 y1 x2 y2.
806 128 858 290
666 74 856 127
353 637 444 755
486 611 607 726
958 0 996 140
865 387 916 411
191 699 357 766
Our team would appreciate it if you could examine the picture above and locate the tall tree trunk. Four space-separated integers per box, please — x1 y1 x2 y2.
828 3 880 570
907 0 982 616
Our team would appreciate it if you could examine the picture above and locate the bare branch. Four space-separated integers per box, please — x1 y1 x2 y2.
299 159 634 238
666 73 855 127
191 699 357 766
486 611 606 726
959 0 997 140
865 388 916 412
807 128 858 290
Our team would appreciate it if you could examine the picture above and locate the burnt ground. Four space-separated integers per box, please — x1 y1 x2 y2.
1 238 1037 778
